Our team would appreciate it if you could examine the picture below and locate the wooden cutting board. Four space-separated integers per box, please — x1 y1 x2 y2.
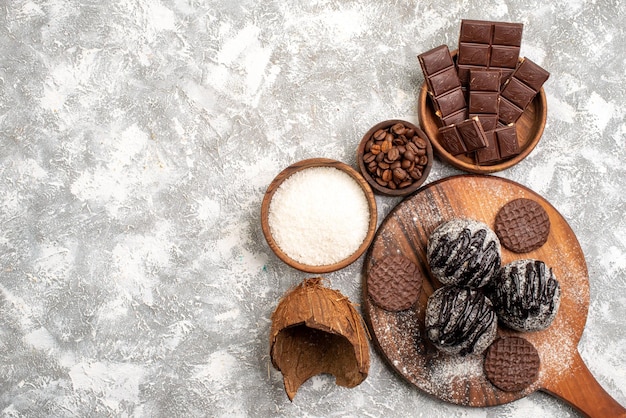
362 174 626 417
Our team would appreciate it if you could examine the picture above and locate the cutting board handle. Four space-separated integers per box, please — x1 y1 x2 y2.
542 350 626 417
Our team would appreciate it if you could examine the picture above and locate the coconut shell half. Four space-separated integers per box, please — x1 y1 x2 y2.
269 277 370 401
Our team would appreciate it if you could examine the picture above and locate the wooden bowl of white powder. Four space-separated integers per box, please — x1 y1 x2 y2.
261 158 377 273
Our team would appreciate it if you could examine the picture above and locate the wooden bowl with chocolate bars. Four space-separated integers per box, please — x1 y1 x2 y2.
417 20 549 174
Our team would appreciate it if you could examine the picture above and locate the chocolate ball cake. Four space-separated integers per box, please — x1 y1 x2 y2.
425 286 498 356
427 218 501 288
489 259 561 332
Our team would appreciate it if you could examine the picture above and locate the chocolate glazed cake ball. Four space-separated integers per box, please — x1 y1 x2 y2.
489 259 561 332
425 286 498 356
427 218 501 288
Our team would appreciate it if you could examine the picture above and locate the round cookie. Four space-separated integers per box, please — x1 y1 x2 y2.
489 259 561 332
425 286 498 356
427 218 501 288
495 198 550 253
484 336 540 392
367 254 423 311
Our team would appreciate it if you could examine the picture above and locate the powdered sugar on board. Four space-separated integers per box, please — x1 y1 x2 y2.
362 175 590 407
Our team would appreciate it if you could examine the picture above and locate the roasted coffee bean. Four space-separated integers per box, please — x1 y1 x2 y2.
406 142 419 154
391 123 407 135
361 122 429 190
374 129 387 141
410 167 423 179
414 136 427 149
387 147 400 161
393 167 407 181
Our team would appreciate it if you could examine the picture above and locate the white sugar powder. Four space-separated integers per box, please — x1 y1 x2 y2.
268 166 370 266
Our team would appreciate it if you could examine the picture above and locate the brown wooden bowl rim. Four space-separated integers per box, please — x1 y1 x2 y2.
261 158 378 274
417 50 547 174
356 119 434 196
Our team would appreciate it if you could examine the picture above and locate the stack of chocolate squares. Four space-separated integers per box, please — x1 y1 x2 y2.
418 20 550 164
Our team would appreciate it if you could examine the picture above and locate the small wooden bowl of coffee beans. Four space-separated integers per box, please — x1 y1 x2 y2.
357 120 433 196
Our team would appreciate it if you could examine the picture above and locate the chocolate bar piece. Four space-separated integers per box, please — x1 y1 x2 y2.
498 58 550 125
439 117 488 155
475 131 500 163
497 125 521 158
439 125 467 155
472 114 499 132
441 109 469 126
457 20 523 86
475 125 520 164
469 69 501 131
418 45 467 123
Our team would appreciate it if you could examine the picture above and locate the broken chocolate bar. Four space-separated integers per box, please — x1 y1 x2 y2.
497 125 521 158
418 45 467 123
498 57 550 125
439 125 467 155
475 131 500 163
469 69 501 131
457 20 523 87
439 117 488 155
475 125 520 164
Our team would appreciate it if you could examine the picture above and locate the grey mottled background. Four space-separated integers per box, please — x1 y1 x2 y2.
1 0 624 417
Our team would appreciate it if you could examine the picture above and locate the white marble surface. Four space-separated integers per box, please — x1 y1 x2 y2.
1 0 625 417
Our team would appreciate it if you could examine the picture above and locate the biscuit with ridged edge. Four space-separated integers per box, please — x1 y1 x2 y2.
484 336 540 392
367 254 423 311
495 198 550 253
